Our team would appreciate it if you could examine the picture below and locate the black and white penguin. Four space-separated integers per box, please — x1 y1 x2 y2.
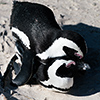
6 1 90 91
36 46 90 92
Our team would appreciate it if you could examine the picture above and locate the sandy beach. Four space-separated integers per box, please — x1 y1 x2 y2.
0 0 100 100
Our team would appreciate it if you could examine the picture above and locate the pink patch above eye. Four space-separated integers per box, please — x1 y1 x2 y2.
66 61 76 68
74 53 83 59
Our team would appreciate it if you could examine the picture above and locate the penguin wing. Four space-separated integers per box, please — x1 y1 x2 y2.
12 50 34 86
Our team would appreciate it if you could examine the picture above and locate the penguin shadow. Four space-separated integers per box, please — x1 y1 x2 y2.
62 23 100 96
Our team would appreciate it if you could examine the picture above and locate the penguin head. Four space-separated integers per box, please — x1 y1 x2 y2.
36 53 90 93
36 33 90 92
36 34 90 73
36 58 75 92
63 46 90 72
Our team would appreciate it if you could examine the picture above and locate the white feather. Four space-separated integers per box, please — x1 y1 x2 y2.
12 27 30 49
40 59 74 90
37 37 83 60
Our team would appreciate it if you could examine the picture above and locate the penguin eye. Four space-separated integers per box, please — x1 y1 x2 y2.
63 46 83 60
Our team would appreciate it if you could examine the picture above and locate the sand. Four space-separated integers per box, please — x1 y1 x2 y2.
0 0 100 100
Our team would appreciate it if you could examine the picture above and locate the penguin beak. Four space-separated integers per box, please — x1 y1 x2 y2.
82 63 90 70
76 61 90 70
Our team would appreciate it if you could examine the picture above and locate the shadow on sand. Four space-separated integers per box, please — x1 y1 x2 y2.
62 23 100 96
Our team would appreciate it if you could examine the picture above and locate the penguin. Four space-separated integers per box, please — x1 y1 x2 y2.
6 1 90 90
36 47 90 93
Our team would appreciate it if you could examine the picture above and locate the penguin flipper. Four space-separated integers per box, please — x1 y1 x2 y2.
2 55 18 88
12 50 34 86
